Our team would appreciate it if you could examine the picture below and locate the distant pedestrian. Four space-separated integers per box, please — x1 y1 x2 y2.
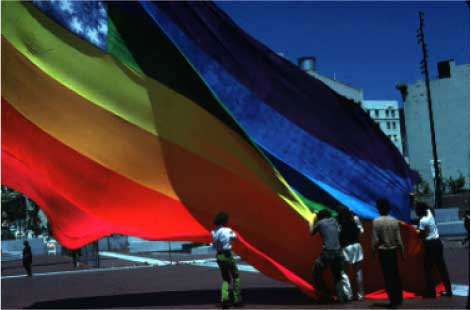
415 202 452 298
72 249 81 268
463 210 469 245
22 240 32 277
464 210 470 310
212 212 242 309
372 198 404 308
310 209 349 302
338 208 365 301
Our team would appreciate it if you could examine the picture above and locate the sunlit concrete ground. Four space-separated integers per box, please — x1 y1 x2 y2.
1 239 469 309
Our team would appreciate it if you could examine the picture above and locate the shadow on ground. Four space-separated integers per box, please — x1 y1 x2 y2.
26 287 315 308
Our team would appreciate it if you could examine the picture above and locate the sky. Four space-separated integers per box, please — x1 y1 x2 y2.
216 1 470 104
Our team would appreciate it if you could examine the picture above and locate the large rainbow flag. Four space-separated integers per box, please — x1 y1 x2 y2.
2 1 428 299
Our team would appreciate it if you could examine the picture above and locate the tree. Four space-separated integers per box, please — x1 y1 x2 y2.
1 187 47 237
26 201 45 237
446 173 466 194
415 174 430 195
395 83 409 102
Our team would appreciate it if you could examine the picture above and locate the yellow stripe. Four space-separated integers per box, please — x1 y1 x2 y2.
1 1 312 221
2 38 178 201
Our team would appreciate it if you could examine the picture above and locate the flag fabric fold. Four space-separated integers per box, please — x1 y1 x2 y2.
2 0 427 299
141 1 416 221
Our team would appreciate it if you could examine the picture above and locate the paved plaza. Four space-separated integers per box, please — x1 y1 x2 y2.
1 240 469 309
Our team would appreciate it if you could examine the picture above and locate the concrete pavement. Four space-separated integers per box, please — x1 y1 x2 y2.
1 241 469 309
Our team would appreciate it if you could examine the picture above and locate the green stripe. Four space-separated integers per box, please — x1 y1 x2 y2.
108 6 315 217
107 16 141 73
296 191 338 216
106 5 247 138
105 4 322 220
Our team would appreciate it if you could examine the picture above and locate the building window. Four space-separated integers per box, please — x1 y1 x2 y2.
392 122 396 129
375 110 379 118
386 110 390 118
386 122 390 129
391 110 396 118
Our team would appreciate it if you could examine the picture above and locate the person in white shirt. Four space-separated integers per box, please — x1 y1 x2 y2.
211 212 242 308
416 202 452 298
338 208 365 301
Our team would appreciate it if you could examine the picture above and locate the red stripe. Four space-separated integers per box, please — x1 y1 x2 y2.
1 98 210 247
1 98 319 296
1 98 433 300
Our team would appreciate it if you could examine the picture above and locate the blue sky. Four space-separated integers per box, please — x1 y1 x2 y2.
216 1 470 103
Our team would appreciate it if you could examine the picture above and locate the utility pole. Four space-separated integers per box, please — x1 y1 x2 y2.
417 11 442 209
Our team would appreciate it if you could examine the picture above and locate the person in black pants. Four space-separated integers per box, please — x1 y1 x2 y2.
464 210 469 309
22 240 33 277
415 202 452 298
372 198 404 308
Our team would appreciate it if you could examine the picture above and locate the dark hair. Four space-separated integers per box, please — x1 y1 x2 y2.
338 207 354 225
213 212 229 226
415 202 429 217
23 240 29 246
376 198 390 215
317 209 332 221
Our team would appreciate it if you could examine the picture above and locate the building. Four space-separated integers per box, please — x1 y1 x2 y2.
398 60 470 190
298 57 364 104
362 100 404 155
298 57 404 155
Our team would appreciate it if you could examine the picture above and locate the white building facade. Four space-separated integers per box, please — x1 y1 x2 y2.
362 100 404 155
400 60 470 190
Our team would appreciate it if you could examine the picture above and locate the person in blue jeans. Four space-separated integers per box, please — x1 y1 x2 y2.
212 212 243 309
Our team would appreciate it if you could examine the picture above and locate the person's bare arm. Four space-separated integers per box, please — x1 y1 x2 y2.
309 215 319 235
230 229 237 240
354 216 364 234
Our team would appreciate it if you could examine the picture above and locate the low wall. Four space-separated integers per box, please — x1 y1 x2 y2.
2 235 129 258
1 238 57 257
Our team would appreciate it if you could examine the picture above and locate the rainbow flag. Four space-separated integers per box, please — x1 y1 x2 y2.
2 1 426 298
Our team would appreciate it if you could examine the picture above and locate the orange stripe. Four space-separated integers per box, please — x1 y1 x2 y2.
2 37 309 213
1 39 319 281
2 99 210 245
1 0 312 221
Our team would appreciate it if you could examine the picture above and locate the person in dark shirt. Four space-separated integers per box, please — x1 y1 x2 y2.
464 210 469 245
22 240 32 277
310 209 348 302
71 249 82 268
338 208 365 300
464 210 470 310
372 198 404 308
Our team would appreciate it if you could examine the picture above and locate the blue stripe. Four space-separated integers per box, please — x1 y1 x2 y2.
139 2 413 221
